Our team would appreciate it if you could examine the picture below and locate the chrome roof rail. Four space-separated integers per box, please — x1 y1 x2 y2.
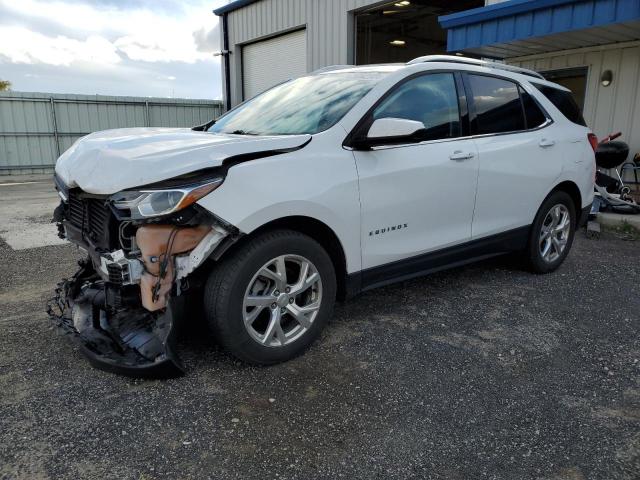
407 55 545 80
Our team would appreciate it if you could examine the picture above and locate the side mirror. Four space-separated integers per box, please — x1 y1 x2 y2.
368 118 425 139
351 118 426 149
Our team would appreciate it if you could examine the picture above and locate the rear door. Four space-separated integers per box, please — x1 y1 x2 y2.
353 72 479 272
464 73 564 239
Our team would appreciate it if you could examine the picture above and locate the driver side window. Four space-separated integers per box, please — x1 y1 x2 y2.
373 73 461 142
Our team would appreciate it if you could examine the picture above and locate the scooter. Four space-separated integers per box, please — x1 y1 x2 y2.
591 132 640 214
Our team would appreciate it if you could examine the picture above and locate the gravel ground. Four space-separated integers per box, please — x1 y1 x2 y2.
0 231 638 480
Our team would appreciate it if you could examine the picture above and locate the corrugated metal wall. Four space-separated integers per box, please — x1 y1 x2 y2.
0 92 223 175
509 43 640 167
225 0 379 106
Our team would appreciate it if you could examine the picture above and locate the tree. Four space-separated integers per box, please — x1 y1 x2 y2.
0 80 11 91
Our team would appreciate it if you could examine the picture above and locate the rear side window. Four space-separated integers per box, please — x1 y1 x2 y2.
532 84 587 126
520 88 548 129
467 75 525 134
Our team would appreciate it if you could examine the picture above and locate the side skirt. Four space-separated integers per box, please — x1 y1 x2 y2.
346 226 530 296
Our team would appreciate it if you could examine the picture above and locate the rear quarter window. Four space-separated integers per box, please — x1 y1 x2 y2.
533 84 587 127
519 88 548 129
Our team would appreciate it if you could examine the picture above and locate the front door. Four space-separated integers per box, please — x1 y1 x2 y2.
353 72 479 274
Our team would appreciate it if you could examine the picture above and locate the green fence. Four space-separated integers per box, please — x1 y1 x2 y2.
0 92 224 175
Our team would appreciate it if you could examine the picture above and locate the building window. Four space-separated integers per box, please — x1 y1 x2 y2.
354 0 483 65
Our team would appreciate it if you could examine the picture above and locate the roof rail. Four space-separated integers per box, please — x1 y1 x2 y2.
407 55 545 80
310 65 353 75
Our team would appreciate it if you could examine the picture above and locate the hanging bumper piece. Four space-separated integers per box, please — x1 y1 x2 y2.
47 258 186 378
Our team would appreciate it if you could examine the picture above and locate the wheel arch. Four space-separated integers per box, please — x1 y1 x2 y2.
549 180 582 222
215 215 351 300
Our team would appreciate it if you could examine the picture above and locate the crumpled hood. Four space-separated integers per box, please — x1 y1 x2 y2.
55 127 312 194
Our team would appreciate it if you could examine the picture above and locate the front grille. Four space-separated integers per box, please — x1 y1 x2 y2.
66 191 114 248
68 193 85 228
87 199 109 239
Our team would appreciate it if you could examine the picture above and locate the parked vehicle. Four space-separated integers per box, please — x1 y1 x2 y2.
49 55 595 377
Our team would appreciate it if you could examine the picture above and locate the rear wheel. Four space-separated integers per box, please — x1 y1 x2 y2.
204 229 336 364
525 191 576 274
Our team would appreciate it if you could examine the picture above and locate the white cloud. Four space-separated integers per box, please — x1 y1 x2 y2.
0 0 220 66
0 0 225 98
114 33 211 64
0 26 121 66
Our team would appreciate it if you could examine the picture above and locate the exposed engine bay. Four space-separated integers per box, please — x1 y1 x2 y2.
47 176 237 377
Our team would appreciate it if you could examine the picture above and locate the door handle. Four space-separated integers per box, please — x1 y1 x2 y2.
449 150 475 161
539 138 555 148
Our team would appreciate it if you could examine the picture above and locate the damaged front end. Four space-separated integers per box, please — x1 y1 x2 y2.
48 174 236 377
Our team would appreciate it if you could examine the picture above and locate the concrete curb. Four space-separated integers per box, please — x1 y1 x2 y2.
596 212 640 231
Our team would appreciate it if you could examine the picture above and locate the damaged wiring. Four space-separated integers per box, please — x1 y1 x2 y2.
151 226 180 303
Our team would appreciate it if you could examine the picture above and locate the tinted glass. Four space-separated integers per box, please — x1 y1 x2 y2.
468 74 525 134
520 87 547 129
208 72 383 135
533 84 587 126
373 73 460 141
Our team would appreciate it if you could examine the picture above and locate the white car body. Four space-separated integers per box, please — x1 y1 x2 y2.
56 60 594 276
50 56 595 375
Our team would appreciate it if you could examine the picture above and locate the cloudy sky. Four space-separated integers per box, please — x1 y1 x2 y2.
0 0 231 99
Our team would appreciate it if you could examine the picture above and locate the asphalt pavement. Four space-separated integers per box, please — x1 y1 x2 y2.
0 180 638 480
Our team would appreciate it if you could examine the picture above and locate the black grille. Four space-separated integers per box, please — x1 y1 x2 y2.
66 191 114 247
68 192 85 228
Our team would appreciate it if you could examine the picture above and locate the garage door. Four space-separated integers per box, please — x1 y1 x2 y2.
242 29 307 100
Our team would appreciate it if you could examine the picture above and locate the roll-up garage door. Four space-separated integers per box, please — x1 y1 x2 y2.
242 29 307 100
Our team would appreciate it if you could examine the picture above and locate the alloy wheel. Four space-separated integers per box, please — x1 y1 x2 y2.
242 255 323 347
539 204 571 263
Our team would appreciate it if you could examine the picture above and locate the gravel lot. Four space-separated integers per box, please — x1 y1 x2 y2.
0 200 638 479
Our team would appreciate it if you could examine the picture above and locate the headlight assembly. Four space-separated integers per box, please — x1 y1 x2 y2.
111 178 223 219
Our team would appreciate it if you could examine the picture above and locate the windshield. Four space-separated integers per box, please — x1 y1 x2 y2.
208 72 384 136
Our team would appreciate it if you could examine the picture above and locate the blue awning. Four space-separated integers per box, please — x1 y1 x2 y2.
439 0 640 58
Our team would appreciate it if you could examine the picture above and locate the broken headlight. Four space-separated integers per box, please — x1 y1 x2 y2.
111 178 223 219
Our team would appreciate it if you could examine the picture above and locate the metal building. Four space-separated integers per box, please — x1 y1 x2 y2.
214 0 484 109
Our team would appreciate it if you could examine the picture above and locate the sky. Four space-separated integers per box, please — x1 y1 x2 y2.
0 0 231 99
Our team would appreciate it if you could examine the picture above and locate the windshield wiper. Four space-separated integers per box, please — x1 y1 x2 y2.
230 129 258 135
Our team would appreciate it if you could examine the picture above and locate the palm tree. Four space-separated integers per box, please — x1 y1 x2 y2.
0 80 11 91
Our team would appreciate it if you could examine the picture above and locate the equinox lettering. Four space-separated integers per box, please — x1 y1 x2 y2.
369 224 408 236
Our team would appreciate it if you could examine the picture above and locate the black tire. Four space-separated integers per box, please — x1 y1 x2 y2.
525 190 577 274
204 229 336 365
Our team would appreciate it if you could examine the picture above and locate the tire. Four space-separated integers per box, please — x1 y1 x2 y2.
204 229 336 365
525 191 577 274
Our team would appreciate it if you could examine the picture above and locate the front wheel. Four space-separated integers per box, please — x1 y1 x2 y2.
204 230 336 365
525 191 577 274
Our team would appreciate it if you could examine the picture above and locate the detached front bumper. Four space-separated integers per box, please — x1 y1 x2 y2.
47 259 186 378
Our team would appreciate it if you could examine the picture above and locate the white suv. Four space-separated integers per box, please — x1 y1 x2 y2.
50 56 595 376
